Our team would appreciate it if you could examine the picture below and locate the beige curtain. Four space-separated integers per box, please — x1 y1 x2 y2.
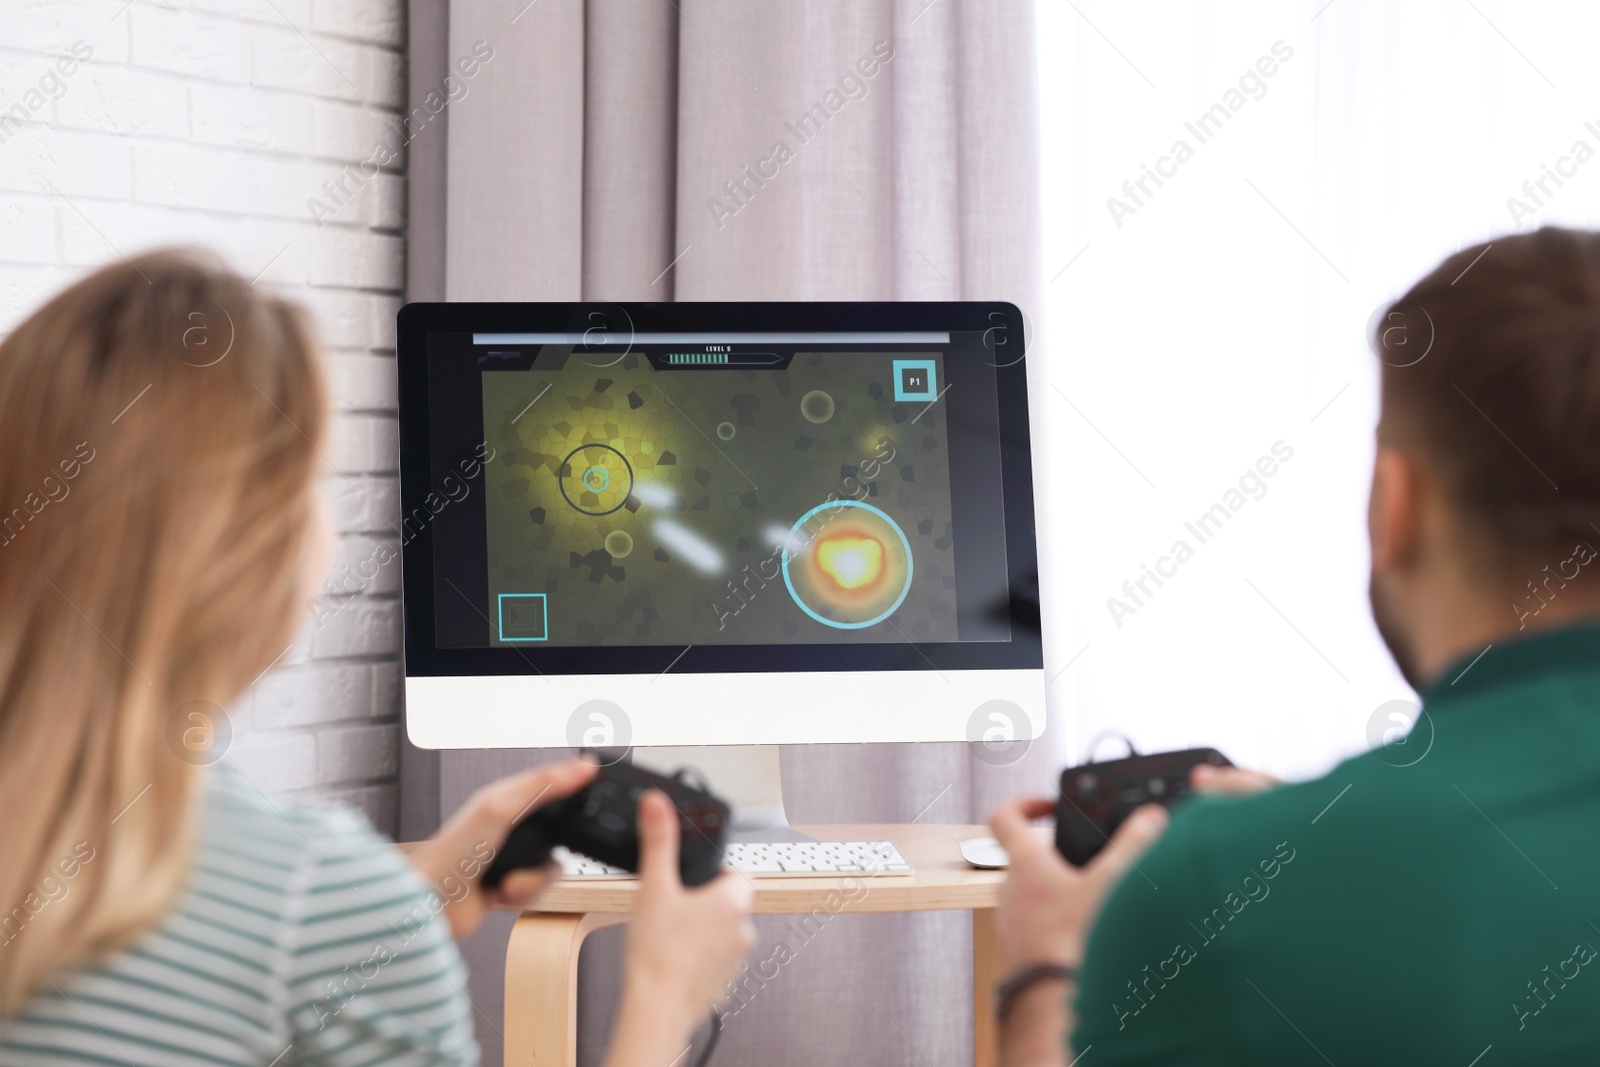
406 2 1045 1063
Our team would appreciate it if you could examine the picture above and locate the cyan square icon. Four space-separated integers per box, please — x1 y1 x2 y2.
497 592 548 642
893 359 938 402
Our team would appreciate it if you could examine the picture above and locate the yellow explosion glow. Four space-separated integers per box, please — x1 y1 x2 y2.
816 536 885 591
788 510 910 626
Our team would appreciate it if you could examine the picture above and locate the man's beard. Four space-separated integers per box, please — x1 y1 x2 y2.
1370 573 1425 691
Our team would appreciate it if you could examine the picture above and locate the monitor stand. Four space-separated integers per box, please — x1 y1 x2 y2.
630 744 814 844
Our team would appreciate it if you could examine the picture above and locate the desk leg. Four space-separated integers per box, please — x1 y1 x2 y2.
504 912 628 1067
972 908 999 1067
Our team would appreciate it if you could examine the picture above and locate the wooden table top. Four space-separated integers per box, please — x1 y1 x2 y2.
531 823 1006 915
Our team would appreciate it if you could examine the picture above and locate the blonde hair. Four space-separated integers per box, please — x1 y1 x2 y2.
0 250 328 1012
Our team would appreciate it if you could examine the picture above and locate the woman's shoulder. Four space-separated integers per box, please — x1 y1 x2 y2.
2 768 476 1066
201 767 477 1062
203 762 390 858
190 766 418 924
196 765 451 962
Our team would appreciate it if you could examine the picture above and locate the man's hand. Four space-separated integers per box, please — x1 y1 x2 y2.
990 797 1169 973
407 758 598 940
604 791 755 1067
1190 763 1279 796
989 798 1168 1067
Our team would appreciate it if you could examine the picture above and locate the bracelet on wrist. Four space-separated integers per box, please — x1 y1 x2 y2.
996 963 1077 1023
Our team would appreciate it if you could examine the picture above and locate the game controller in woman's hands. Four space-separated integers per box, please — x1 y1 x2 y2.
481 759 730 888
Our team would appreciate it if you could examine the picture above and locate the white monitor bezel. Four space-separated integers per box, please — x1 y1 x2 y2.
404 668 1045 748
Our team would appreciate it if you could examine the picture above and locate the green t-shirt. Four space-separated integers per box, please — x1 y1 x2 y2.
1074 621 1600 1064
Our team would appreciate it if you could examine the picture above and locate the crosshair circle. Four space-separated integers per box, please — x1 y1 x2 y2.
559 444 634 516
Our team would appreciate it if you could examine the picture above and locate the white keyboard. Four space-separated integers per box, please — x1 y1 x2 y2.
552 840 915 879
551 847 633 879
723 840 915 876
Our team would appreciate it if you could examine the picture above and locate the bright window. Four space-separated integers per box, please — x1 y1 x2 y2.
1035 0 1600 778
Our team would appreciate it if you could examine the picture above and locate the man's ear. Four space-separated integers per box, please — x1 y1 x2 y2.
1369 445 1424 573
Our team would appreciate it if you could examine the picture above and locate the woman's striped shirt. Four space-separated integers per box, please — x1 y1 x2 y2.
0 766 478 1066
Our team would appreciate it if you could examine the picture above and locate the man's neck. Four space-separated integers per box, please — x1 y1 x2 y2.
1415 592 1600 691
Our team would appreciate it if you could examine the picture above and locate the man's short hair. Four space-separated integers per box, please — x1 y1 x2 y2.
1377 227 1600 569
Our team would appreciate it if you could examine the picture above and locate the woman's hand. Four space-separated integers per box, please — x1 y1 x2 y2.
406 758 598 940
604 791 755 1067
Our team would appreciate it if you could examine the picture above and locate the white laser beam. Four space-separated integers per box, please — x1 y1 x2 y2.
653 519 724 574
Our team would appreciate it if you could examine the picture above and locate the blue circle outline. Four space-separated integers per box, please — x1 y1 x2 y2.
583 465 610 492
781 500 913 630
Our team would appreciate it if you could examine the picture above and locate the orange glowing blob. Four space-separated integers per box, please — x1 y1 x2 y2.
815 534 886 592
784 504 912 628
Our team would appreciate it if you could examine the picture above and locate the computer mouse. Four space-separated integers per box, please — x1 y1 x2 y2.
959 836 1010 869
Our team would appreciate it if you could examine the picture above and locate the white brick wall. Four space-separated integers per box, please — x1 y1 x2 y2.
0 0 408 834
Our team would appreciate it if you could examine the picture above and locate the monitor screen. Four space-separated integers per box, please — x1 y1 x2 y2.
399 304 1039 682
479 346 963 647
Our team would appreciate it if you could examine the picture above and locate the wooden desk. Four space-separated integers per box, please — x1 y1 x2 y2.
504 823 1005 1067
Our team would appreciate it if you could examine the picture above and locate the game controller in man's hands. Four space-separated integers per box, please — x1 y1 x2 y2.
1055 748 1231 867
480 759 730 889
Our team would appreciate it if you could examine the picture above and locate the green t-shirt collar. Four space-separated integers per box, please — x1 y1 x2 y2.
1421 617 1600 708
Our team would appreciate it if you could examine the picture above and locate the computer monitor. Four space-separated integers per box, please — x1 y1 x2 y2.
397 302 1043 751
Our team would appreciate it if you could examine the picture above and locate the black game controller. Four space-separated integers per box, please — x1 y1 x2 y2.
481 759 730 889
1055 748 1232 867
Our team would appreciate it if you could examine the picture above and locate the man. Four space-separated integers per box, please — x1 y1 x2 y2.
992 227 1600 1064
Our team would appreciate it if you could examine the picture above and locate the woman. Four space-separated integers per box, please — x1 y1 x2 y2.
0 250 753 1065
